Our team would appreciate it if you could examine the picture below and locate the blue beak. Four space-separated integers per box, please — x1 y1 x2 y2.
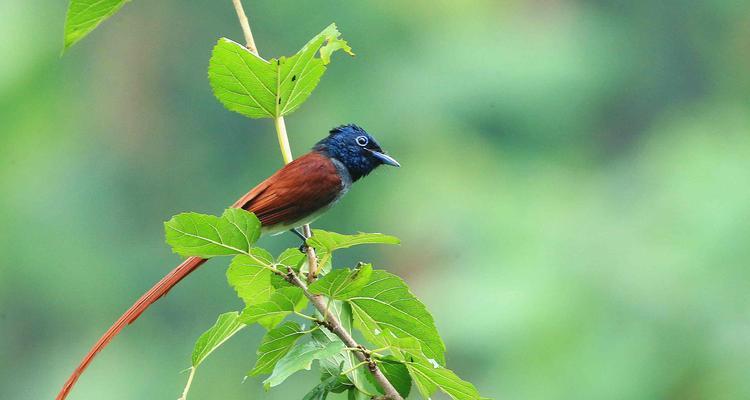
368 149 401 167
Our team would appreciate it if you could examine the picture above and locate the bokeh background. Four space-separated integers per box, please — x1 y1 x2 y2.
2 1 750 399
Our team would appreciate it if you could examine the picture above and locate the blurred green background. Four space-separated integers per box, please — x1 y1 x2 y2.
2 0 750 399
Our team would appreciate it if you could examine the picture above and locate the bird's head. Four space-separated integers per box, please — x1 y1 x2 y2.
314 124 400 181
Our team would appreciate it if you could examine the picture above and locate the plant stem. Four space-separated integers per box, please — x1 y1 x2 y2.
340 361 370 377
232 2 318 282
273 116 294 164
294 311 321 321
302 224 319 282
231 0 257 54
230 2 401 399
234 0 319 281
178 367 197 400
287 269 404 400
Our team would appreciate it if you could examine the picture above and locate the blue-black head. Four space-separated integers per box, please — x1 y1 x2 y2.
314 124 400 182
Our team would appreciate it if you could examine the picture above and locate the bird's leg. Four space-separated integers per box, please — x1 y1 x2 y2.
290 228 309 253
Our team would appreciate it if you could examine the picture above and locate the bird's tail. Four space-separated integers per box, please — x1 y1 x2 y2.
56 256 207 400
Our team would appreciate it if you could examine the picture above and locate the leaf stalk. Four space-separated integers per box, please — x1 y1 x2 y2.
231 0 258 54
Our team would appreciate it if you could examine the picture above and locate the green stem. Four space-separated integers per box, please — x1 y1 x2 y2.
340 361 369 377
273 116 294 164
300 326 321 335
295 311 321 322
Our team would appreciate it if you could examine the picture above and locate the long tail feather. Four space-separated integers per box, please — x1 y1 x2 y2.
56 256 207 400
57 162 283 399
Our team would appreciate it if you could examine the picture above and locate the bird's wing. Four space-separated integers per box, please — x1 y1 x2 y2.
237 152 343 227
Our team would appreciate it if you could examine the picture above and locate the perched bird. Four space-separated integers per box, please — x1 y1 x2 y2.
57 124 399 400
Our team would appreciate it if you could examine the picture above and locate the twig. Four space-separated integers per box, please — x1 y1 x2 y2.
230 2 402 399
302 224 319 282
231 0 257 54
178 367 196 400
294 311 321 322
286 268 404 400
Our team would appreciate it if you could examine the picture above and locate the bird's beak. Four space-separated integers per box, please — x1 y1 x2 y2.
368 149 401 167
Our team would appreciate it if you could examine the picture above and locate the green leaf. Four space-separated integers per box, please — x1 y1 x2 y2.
301 253 333 279
263 340 346 389
227 250 275 304
271 248 308 288
307 231 399 273
369 357 412 398
348 389 371 400
165 209 261 258
349 270 446 365
250 321 306 376
63 0 130 50
312 302 377 395
240 287 307 328
377 330 425 362
270 273 294 289
320 372 354 394
208 23 353 119
309 264 373 300
303 372 347 400
308 230 400 253
406 354 483 400
227 250 281 329
191 312 244 367
277 248 307 270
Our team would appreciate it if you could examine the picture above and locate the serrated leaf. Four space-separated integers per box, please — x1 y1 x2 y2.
308 231 399 273
302 253 333 278
270 272 294 289
378 330 425 362
263 340 346 389
272 248 308 288
208 23 353 119
277 248 307 270
165 209 261 258
368 357 412 398
303 373 344 400
207 38 275 118
240 287 307 328
308 230 400 253
349 270 446 365
63 0 130 50
312 302 377 395
406 354 483 400
250 321 306 376
309 264 373 300
227 250 281 329
227 250 274 303
348 389 371 400
191 312 244 367
320 372 354 394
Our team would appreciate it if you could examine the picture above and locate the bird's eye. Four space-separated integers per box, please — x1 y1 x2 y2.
355 135 369 147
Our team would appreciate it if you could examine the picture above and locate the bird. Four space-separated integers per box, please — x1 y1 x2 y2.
56 124 400 400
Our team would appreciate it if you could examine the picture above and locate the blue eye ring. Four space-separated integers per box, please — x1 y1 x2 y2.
355 135 369 147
